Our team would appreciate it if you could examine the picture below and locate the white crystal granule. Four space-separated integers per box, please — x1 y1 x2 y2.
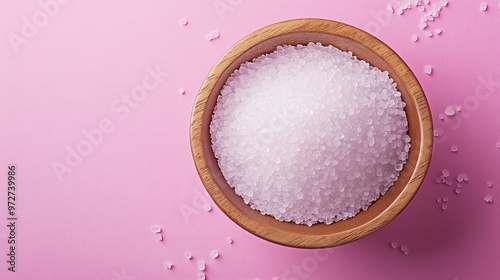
210 250 219 259
425 65 433 75
198 261 206 271
210 42 410 226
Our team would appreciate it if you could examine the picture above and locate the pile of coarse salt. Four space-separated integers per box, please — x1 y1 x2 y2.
210 42 410 226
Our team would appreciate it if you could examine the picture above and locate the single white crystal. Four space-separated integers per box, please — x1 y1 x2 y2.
179 18 188 26
387 4 394 13
451 146 458 152
441 204 448 211
484 194 493 203
425 65 433 75
198 261 206 271
395 163 403 171
184 251 193 260
480 2 488 11
151 226 162 233
164 261 173 269
391 242 398 248
445 106 455 116
487 181 493 188
210 250 219 259
179 88 185 95
207 30 220 41
226 237 233 244
442 169 450 177
204 204 212 212
411 34 419 42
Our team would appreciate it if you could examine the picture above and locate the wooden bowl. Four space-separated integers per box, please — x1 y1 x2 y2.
190 19 433 248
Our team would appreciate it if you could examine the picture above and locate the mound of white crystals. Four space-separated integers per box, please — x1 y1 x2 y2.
210 42 410 226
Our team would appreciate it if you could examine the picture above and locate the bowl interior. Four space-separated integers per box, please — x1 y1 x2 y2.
192 19 432 248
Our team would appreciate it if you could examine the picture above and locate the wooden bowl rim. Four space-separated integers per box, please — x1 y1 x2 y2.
190 18 433 248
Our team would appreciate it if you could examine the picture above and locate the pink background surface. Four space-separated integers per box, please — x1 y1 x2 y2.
1 0 500 279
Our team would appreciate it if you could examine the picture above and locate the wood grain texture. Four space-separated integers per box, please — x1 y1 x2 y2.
190 19 433 248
